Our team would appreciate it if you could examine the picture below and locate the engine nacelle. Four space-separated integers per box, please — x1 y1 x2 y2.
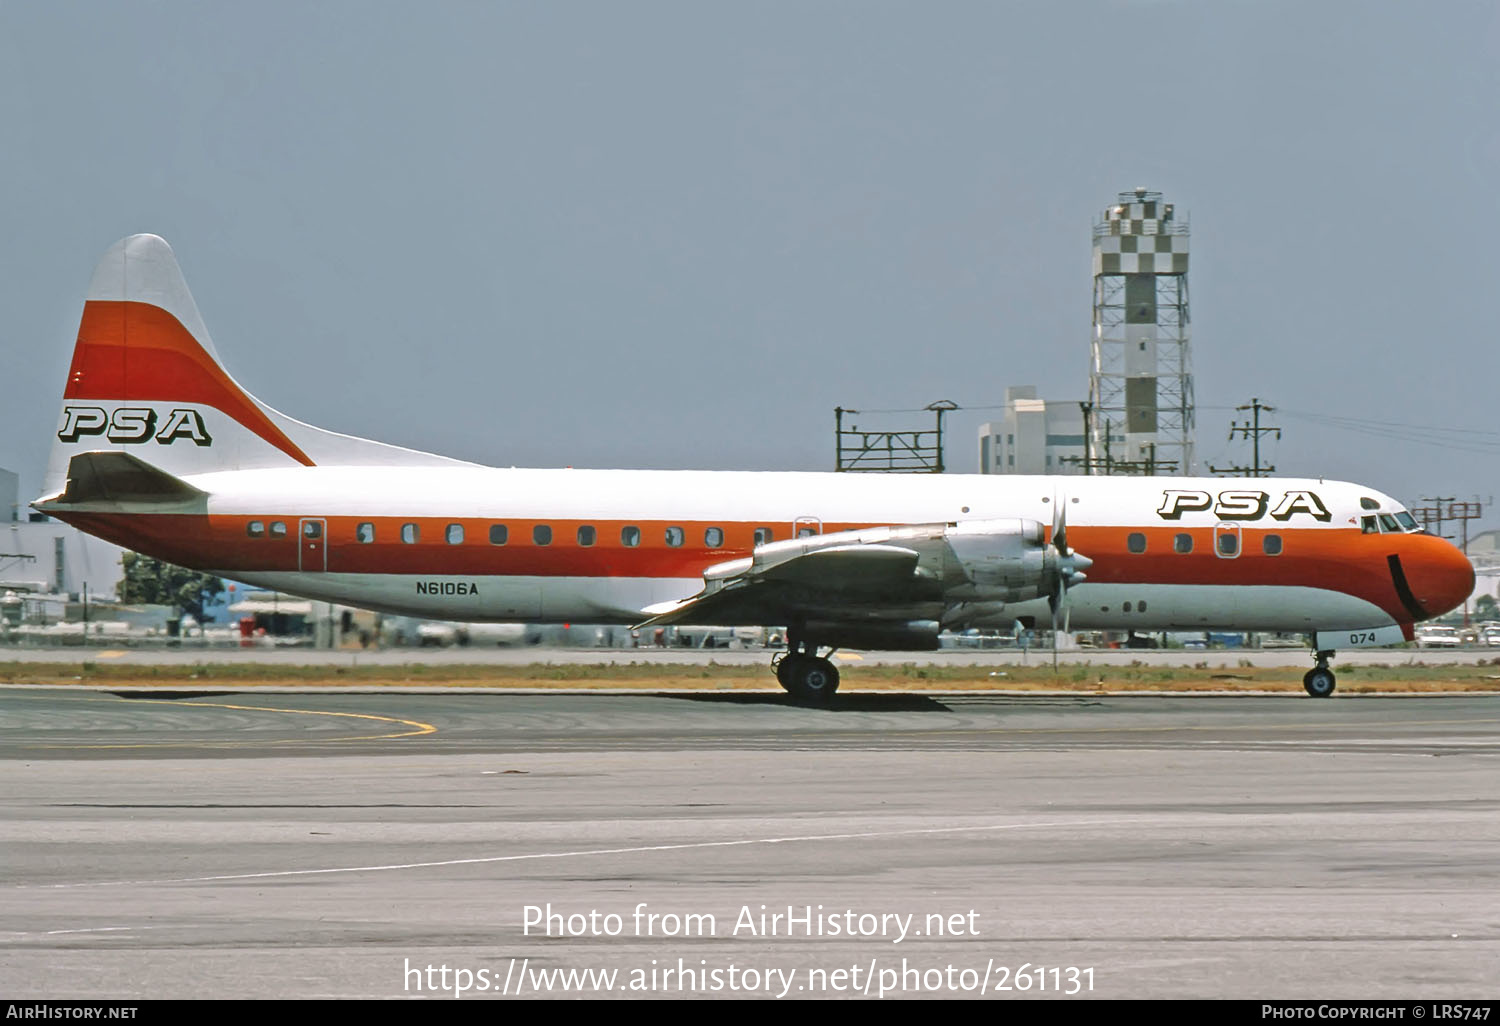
941 601 1018 631
941 518 1056 603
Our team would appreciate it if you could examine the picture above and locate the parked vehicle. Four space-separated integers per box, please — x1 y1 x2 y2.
1414 624 1462 648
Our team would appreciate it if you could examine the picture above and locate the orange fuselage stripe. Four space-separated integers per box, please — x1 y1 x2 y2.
52 511 1450 625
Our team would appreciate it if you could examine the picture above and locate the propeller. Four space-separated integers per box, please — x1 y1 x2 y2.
1048 494 1093 659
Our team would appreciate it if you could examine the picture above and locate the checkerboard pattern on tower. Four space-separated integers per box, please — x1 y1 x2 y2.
1088 189 1195 474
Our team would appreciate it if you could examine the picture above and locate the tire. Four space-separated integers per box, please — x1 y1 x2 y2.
784 656 839 703
1303 667 1336 698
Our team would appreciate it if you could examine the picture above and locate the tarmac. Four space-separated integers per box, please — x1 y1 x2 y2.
3 681 1498 999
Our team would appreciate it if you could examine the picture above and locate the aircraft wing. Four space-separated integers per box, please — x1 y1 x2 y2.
637 529 945 630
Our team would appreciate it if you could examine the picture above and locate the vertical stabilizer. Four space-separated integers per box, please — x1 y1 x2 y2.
42 235 468 499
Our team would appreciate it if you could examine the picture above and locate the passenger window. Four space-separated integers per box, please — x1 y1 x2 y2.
621 526 641 547
356 522 374 544
446 523 464 545
303 520 322 539
1138 600 1147 612
1173 533 1192 554
1127 532 1146 554
577 525 596 546
247 520 265 538
489 524 508 545
1217 532 1239 556
665 526 685 547
1361 516 1378 534
533 525 552 546
1123 601 1133 612
705 527 724 548
270 521 287 539
1263 534 1283 555
754 527 774 547
401 523 419 544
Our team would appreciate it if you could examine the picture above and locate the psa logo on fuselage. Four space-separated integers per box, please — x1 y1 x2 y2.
58 406 212 447
1158 489 1332 522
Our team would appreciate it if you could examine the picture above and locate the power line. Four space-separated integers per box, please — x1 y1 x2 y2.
1277 408 1500 455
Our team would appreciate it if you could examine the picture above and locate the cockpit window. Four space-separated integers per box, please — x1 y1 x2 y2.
1395 511 1419 532
1361 516 1378 534
1380 514 1401 533
1360 497 1380 510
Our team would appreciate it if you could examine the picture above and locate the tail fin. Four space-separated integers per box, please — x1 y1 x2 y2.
41 234 466 499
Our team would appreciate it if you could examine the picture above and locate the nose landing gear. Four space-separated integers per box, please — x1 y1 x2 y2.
1303 650 1336 697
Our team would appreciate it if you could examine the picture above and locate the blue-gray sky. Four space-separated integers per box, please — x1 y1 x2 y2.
2 1 1496 528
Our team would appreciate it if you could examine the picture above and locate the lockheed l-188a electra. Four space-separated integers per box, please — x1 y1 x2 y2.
33 235 1474 701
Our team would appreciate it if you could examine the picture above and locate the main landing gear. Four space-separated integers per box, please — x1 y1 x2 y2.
1303 650 1336 698
773 634 840 703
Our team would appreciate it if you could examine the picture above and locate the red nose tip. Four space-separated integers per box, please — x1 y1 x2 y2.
1404 535 1475 620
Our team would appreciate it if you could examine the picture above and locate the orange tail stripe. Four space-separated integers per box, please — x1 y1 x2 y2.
64 300 314 467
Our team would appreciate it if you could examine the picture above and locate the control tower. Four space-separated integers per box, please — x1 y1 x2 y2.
1088 187 1194 474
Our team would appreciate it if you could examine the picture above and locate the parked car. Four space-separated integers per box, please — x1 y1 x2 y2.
1414 624 1462 648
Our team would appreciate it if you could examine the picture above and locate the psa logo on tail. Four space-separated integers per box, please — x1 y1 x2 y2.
58 406 213 447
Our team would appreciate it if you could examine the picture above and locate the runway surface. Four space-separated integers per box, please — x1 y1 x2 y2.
6 641 1498 667
4 686 1499 999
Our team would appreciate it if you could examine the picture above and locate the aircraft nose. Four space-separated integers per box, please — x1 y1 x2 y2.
1402 535 1475 620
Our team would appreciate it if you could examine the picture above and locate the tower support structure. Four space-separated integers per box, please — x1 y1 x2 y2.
1089 187 1195 474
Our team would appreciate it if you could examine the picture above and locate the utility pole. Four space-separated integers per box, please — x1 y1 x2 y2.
1060 413 1176 475
834 401 957 473
928 400 958 474
1447 500 1483 555
1209 397 1281 477
1417 496 1457 541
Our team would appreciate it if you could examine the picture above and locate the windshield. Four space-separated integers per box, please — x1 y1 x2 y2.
1361 500 1424 533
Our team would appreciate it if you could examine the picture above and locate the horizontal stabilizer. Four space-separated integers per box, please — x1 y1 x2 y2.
39 451 207 510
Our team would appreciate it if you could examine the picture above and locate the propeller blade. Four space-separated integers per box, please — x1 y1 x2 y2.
1051 492 1087 655
1050 583 1060 668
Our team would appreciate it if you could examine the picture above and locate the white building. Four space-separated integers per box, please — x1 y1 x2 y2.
0 467 125 600
1465 529 1500 616
977 387 1089 475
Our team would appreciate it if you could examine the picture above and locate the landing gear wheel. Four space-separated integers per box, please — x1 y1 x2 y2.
780 655 839 703
774 653 801 689
1303 666 1336 698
